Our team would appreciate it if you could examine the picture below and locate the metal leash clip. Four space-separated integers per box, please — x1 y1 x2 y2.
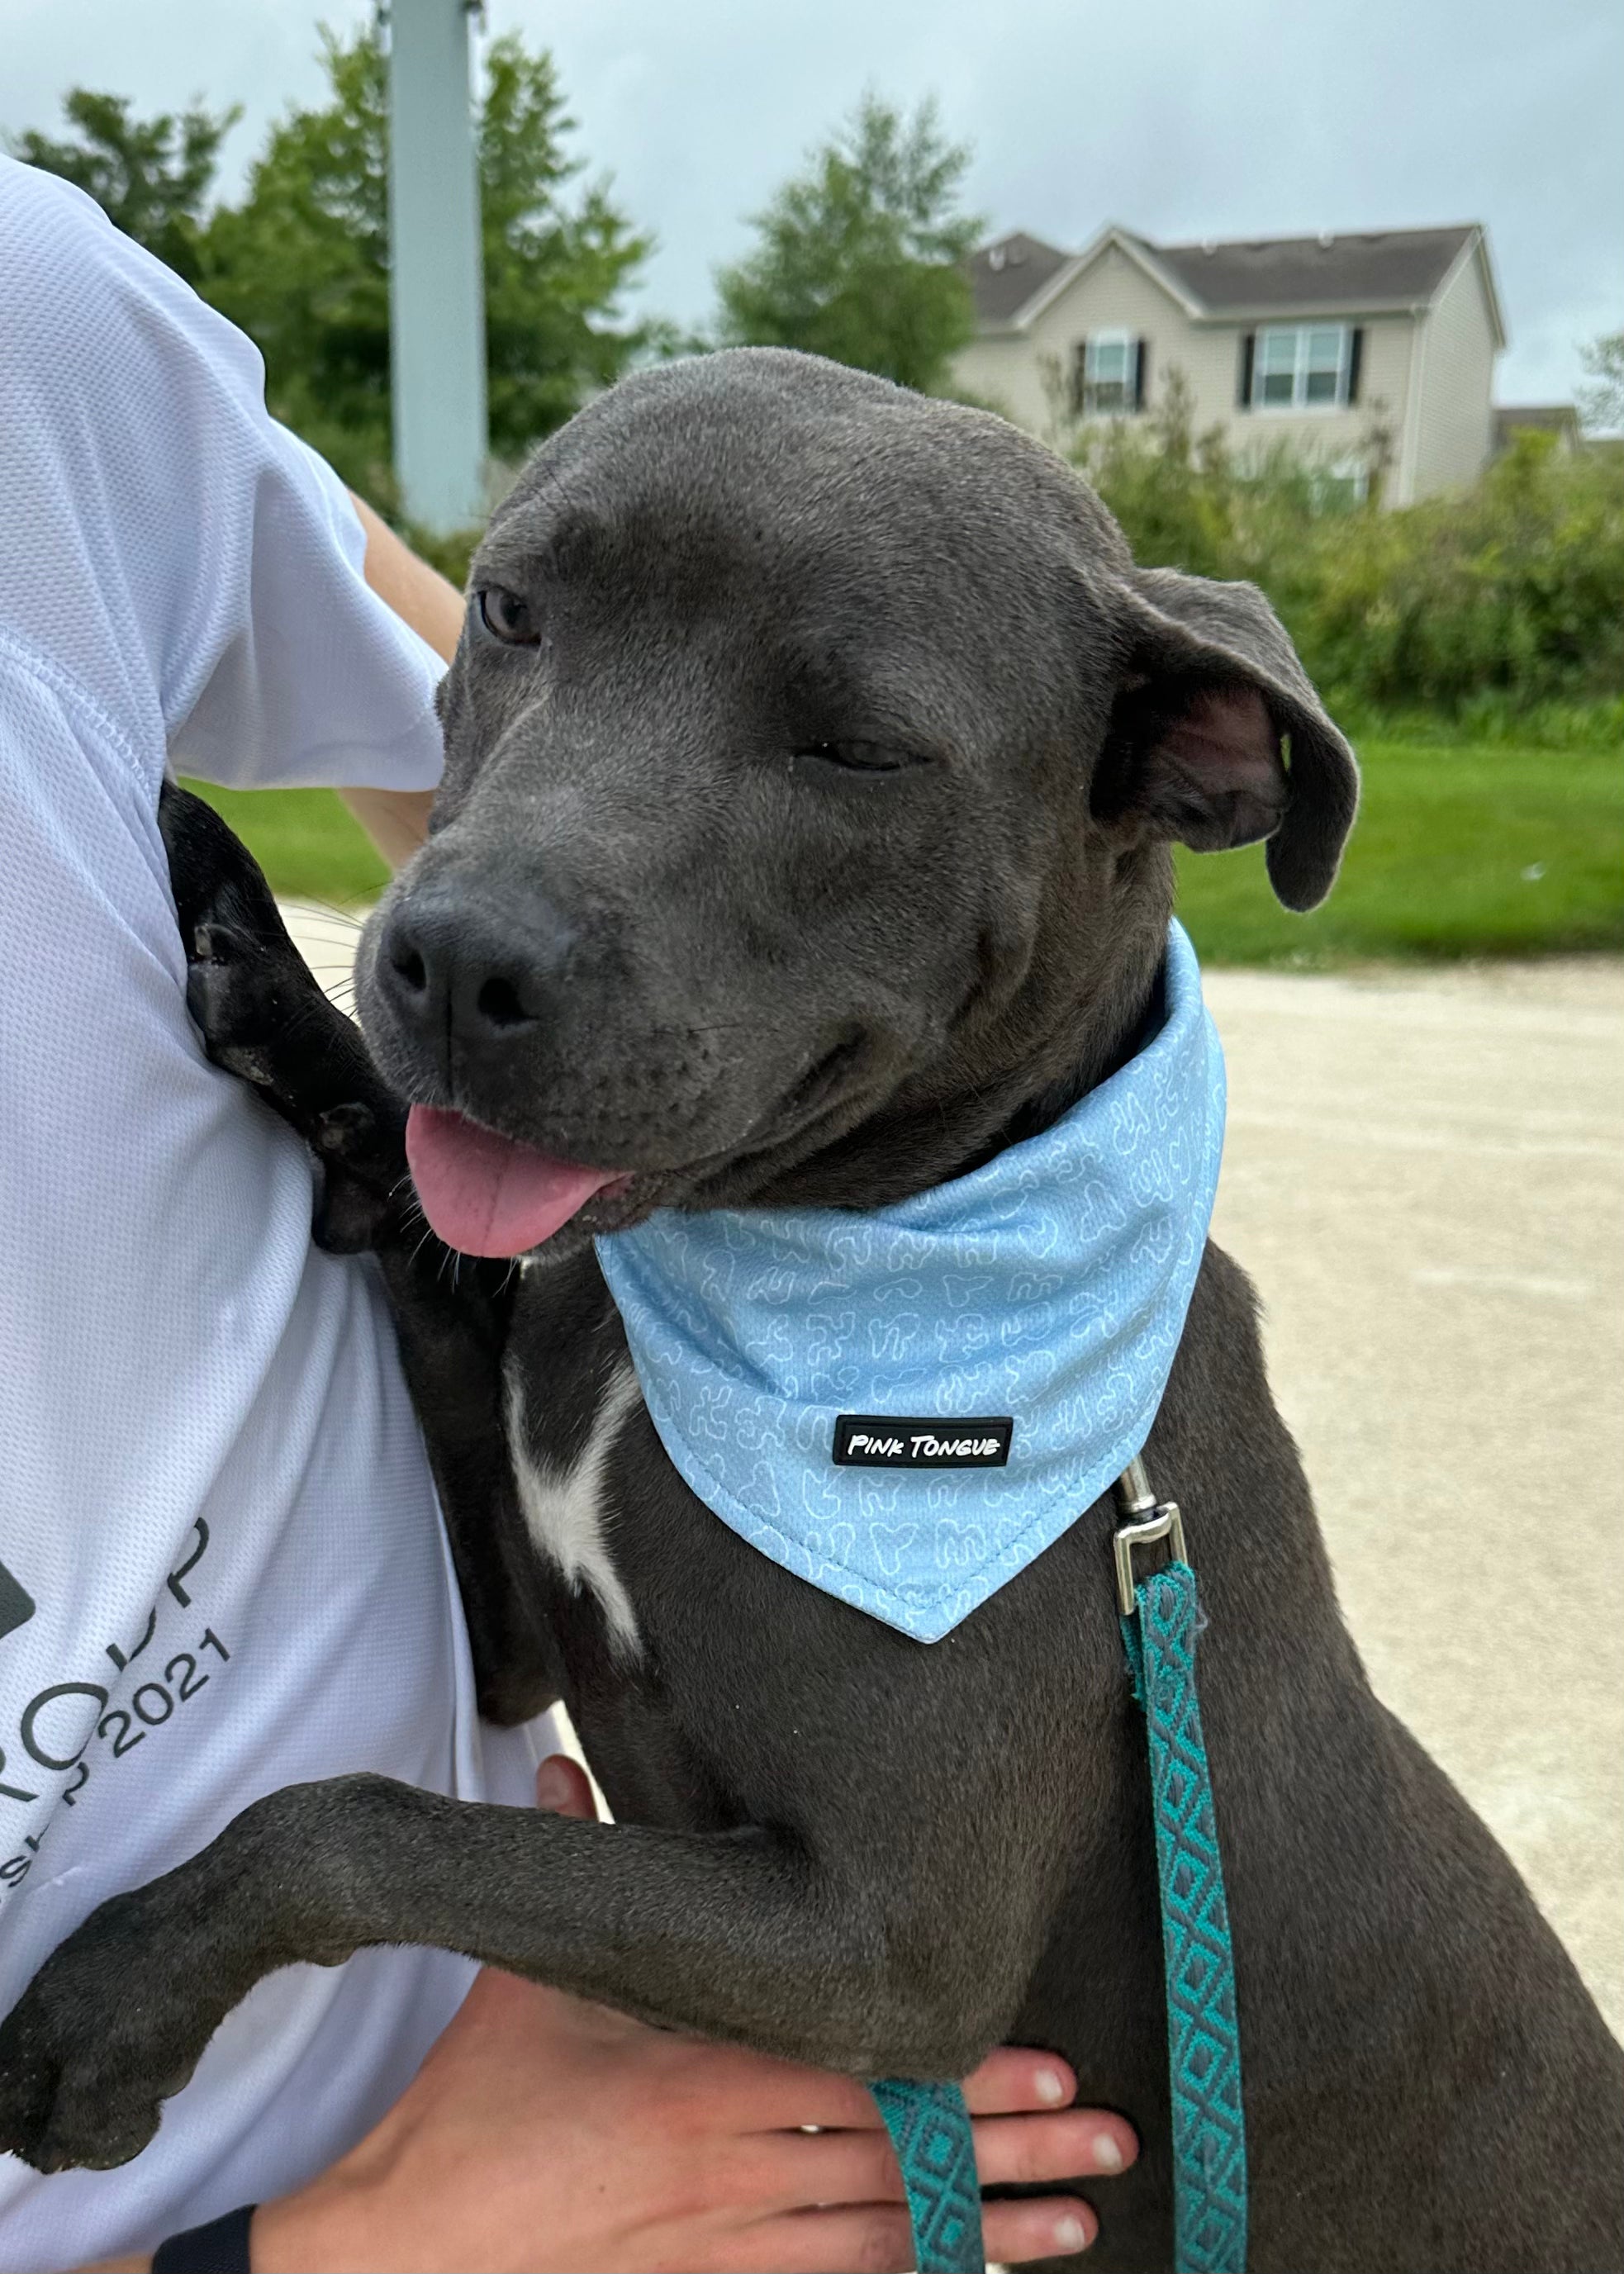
1111 1455 1189 1617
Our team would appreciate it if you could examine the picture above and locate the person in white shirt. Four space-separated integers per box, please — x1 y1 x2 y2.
0 154 1133 2273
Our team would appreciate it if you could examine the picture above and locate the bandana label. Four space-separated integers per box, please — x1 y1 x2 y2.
597 922 1225 1643
833 1415 1014 1469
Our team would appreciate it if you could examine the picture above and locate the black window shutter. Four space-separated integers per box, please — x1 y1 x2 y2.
1346 326 1365 406
1071 337 1088 418
1237 330 1255 410
1134 338 1148 410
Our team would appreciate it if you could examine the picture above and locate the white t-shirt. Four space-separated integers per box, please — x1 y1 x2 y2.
0 158 548 2269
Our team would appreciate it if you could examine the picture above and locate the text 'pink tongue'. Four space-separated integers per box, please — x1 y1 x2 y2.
406 1106 624 1256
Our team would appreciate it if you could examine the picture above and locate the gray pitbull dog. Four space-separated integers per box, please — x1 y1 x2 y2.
3 351 1621 2272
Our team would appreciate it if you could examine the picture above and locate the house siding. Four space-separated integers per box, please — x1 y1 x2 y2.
953 250 1417 496
953 333 1060 435
955 244 1197 439
1028 248 1199 434
1222 314 1414 496
1404 249 1498 499
955 230 1503 508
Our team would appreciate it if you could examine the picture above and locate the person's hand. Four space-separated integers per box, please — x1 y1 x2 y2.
251 1756 1136 2273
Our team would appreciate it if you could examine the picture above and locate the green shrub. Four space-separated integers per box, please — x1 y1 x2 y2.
1330 692 1624 752
1068 372 1338 581
1302 433 1624 708
1067 384 1624 715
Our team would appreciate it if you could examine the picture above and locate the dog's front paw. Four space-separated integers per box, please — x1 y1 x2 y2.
0 1889 226 2172
185 919 294 1088
159 779 325 1085
159 782 411 1251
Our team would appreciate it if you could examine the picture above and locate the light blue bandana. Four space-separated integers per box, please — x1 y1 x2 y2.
596 923 1225 1642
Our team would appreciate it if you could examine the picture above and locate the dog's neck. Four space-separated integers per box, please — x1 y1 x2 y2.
969 952 1170 1172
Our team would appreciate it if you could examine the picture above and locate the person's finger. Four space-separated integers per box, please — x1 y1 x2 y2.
691 2042 1110 2140
719 2204 919 2274
961 2045 1078 2114
981 2192 1099 2261
729 2193 1099 2274
534 1750 598 1820
972 2105 1136 2186
735 2104 1132 2217
724 2124 907 2213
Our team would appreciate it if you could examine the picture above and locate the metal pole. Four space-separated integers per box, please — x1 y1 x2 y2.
387 0 487 532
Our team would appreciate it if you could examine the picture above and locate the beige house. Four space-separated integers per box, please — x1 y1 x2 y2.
1493 402 1582 454
953 223 1507 505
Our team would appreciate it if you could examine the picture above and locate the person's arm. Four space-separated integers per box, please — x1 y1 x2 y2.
338 495 464 870
77 1761 1133 2273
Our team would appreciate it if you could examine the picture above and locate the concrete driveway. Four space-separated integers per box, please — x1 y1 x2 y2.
1205 957 1624 2038
283 905 1624 2038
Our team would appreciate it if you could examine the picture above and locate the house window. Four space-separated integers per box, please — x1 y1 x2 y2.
1318 457 1370 508
1078 330 1142 415
1252 324 1351 409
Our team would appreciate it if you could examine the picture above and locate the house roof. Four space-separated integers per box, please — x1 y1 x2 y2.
1152 226 1478 314
969 223 1500 338
966 231 1071 325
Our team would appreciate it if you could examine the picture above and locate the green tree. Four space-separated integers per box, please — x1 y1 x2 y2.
715 93 981 393
17 31 653 507
478 36 657 451
202 25 651 499
1577 328 1624 435
200 30 394 491
6 88 239 283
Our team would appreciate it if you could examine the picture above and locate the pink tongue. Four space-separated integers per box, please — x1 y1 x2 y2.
406 1106 621 1256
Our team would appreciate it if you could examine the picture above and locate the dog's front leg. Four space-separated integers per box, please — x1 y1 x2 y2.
159 781 414 1252
159 782 565 1718
0 1766 1023 2175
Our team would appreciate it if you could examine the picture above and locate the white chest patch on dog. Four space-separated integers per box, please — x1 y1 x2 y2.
505 1359 643 1658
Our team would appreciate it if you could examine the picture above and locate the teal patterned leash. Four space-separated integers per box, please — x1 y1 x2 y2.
1115 1466 1247 2274
867 2077 985 2273
867 1464 1246 2274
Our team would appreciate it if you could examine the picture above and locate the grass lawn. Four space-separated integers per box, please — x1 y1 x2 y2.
181 781 392 908
1175 738 1624 964
188 736 1624 966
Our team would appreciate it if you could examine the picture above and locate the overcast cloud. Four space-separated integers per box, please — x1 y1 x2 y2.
6 0 1620 401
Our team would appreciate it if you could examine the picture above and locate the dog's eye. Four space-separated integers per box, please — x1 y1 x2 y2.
477 587 541 647
793 741 915 775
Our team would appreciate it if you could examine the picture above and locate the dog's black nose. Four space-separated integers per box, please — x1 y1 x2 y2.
376 881 576 1056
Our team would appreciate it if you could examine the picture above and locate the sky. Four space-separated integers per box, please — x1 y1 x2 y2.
6 0 1621 404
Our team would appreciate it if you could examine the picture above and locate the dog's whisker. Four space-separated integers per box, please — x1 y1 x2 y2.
294 898 370 933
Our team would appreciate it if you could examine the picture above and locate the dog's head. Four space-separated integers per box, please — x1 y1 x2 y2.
357 349 1356 1256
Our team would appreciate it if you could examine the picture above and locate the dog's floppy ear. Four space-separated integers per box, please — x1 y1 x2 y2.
1094 566 1360 911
